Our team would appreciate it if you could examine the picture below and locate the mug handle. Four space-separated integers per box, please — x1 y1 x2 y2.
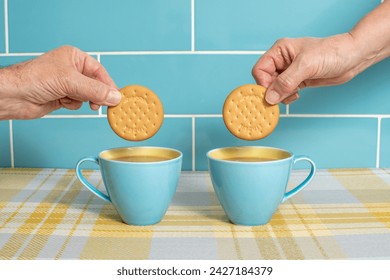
282 156 316 203
75 157 111 203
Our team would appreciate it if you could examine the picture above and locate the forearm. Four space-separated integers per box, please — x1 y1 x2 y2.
349 0 390 71
0 62 32 120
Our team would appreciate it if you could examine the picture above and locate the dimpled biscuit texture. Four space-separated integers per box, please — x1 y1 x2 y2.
223 84 280 140
107 85 164 141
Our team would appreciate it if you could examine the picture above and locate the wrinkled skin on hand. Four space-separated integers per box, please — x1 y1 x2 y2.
0 45 121 119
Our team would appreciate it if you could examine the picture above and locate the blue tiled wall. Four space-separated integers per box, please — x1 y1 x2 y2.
293 59 390 115
12 118 193 170
380 119 390 167
1 0 389 171
8 0 191 52
0 120 10 167
0 0 4 53
195 0 378 50
101 54 287 114
195 117 378 170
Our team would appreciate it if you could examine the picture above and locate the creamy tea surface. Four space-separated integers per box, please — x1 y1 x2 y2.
113 155 170 162
224 157 275 162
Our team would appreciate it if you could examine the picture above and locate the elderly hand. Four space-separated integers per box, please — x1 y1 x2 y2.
252 34 361 105
0 45 121 119
252 1 390 105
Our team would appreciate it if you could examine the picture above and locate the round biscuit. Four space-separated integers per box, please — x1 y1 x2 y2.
107 85 164 141
223 84 279 140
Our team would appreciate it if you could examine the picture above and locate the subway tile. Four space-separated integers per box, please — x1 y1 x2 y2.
12 117 192 170
195 0 379 50
8 0 191 53
290 59 390 115
0 55 34 66
2 0 386 172
380 118 390 168
0 0 4 53
0 55 98 115
0 120 11 167
101 54 287 115
195 117 378 171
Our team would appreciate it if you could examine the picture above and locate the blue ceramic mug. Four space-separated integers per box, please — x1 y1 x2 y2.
207 146 316 226
76 146 182 226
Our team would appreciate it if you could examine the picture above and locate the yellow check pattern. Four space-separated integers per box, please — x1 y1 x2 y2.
1 168 390 260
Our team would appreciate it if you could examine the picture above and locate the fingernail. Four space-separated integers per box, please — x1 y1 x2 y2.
265 90 280 105
60 97 72 104
107 90 122 105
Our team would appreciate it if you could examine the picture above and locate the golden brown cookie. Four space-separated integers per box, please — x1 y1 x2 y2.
223 84 279 140
107 85 164 141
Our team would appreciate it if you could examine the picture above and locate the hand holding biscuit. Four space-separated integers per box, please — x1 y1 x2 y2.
0 45 121 120
251 34 359 105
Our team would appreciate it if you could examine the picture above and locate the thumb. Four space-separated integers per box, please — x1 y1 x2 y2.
265 58 310 105
67 73 122 106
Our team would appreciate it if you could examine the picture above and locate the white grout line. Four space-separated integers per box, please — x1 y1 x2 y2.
41 114 219 119
0 50 265 57
4 0 8 53
9 120 14 168
40 113 390 119
8 113 389 170
165 114 222 118
192 116 196 171
279 114 390 118
92 50 266 55
164 114 194 118
376 117 382 168
0 52 42 57
41 114 106 119
191 0 195 52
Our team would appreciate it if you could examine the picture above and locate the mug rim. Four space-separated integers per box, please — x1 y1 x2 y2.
207 146 293 164
98 146 183 164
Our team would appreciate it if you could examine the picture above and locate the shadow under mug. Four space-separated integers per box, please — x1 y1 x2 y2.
207 146 316 226
75 146 182 226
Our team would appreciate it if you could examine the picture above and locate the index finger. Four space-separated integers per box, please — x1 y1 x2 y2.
252 53 278 88
76 50 118 89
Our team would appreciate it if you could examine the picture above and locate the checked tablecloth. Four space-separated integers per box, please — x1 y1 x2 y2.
1 168 390 260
